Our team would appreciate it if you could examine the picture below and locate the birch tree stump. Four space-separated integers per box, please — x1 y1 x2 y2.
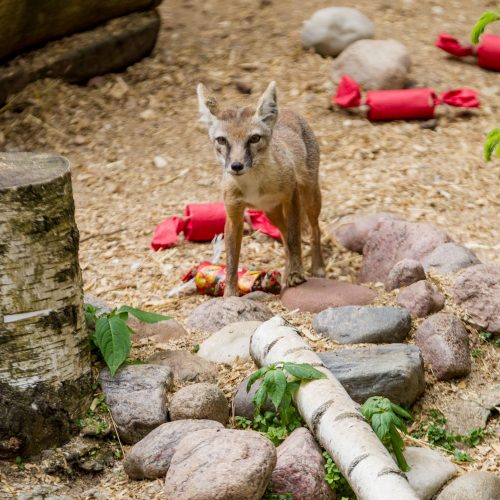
0 153 92 457
250 316 419 500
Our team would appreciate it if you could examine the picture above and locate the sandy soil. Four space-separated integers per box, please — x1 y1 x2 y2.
0 0 499 498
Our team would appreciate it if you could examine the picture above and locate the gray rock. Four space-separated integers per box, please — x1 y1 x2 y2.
442 386 500 435
198 321 262 363
360 220 450 284
169 383 229 425
233 376 275 419
99 365 172 444
146 349 218 384
124 419 223 479
319 344 425 405
164 428 276 499
331 39 411 90
83 294 110 313
415 313 470 380
452 264 500 334
313 306 411 344
397 280 445 318
186 297 273 333
422 243 480 275
436 471 500 500
245 291 275 302
387 259 426 290
281 277 376 313
330 212 402 253
18 485 71 500
301 7 374 57
129 316 189 343
404 447 458 500
271 427 334 499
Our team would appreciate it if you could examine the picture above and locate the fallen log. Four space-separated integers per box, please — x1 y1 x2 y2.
250 316 419 500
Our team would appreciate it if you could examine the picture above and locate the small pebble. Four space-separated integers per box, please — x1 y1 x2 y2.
153 155 168 168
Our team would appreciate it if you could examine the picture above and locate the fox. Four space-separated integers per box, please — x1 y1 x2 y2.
196 81 325 297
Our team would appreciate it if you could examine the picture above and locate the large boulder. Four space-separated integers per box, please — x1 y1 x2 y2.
313 306 411 344
331 39 411 90
415 313 470 380
319 344 425 405
270 428 334 499
436 471 500 500
301 7 374 57
360 220 450 284
186 297 272 333
169 383 229 425
198 321 262 363
164 429 276 499
422 243 480 275
452 264 500 334
330 212 402 253
281 278 376 313
124 419 223 480
99 365 172 444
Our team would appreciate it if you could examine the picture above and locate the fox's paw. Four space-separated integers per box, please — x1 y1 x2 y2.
286 271 307 288
311 266 326 278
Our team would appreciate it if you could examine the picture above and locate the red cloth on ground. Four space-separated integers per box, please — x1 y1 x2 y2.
333 75 480 121
436 32 500 71
151 203 281 250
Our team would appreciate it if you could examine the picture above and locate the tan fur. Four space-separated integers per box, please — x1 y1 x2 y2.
197 82 325 296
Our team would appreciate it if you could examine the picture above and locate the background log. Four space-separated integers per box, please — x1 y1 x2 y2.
0 0 162 61
0 153 92 457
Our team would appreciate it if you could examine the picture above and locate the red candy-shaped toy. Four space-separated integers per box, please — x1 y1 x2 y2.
436 32 500 71
334 75 479 121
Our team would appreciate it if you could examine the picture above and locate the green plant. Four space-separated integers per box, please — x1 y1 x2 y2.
471 348 483 359
360 396 413 472
261 485 293 500
471 10 500 160
479 331 500 346
323 451 355 500
15 456 24 470
84 304 171 375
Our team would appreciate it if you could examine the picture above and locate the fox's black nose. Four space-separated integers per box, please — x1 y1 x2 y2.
230 162 244 172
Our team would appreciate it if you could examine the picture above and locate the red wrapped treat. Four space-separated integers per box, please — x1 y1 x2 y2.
151 202 280 250
182 261 281 296
334 75 479 121
436 32 500 71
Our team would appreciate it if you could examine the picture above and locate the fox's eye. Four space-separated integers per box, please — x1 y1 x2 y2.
249 134 261 144
216 137 227 146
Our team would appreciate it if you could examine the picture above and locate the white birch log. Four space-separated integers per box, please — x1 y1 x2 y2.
250 316 419 500
0 153 92 457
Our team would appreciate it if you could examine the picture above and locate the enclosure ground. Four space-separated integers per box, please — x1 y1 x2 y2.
0 0 498 498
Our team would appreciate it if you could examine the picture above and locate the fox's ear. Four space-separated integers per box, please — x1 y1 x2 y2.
197 83 219 127
255 81 278 129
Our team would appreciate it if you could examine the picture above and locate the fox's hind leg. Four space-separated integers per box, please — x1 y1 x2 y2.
303 183 325 277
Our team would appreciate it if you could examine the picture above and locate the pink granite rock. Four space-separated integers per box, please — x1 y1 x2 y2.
360 220 450 283
396 280 445 318
281 278 376 313
386 259 426 290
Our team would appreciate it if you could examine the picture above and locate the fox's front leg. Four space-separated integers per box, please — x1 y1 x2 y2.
223 204 245 297
284 189 306 287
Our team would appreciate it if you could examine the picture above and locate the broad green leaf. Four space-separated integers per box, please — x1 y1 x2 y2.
253 383 269 412
484 128 500 161
285 380 301 397
117 306 171 324
390 424 410 472
283 362 326 381
471 10 500 44
94 316 132 376
269 370 287 410
390 402 413 421
246 366 269 392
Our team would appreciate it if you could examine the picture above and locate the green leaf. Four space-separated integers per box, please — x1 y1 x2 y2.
117 306 171 323
390 424 410 472
390 402 413 421
471 9 500 44
246 366 269 392
253 382 269 412
484 128 500 161
94 316 132 376
269 370 287 410
282 362 326 381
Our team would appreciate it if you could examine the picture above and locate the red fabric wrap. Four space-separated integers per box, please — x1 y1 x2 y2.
335 75 362 107
477 34 500 71
439 89 480 107
366 88 439 121
151 203 280 250
183 203 226 241
435 33 474 57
